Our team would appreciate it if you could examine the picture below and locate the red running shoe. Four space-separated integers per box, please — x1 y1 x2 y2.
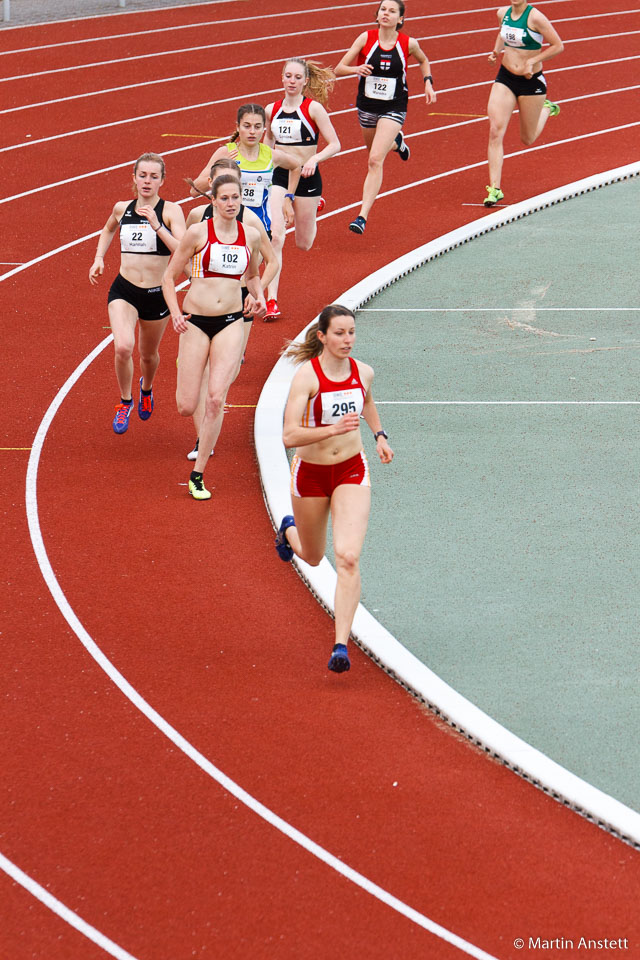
317 197 326 213
264 298 281 321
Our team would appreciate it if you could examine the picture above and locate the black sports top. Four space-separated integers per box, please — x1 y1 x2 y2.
356 30 411 114
119 198 171 256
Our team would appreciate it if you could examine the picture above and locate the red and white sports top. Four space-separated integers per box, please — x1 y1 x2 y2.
356 29 410 114
303 357 367 427
270 97 319 146
190 218 250 280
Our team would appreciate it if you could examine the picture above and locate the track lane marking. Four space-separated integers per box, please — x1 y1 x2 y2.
0 0 583 56
3 19 638 84
1 55 638 163
4 74 638 207
22 336 500 960
2 115 639 282
9 46 640 117
1 844 139 959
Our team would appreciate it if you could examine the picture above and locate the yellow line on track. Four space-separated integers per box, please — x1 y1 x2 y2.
1 447 31 450
161 133 222 139
428 112 487 118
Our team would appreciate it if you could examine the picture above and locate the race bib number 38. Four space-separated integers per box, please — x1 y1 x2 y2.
364 75 396 101
120 222 156 253
321 388 363 424
242 179 265 206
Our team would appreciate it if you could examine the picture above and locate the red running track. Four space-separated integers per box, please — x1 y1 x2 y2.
1 1 639 958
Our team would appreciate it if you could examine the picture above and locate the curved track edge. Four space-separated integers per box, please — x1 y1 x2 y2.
254 160 640 850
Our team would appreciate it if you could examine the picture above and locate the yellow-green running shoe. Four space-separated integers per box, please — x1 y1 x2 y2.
484 185 504 207
544 99 560 117
188 471 211 500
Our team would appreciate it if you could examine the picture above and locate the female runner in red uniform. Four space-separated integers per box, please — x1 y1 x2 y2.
89 153 185 433
275 304 394 673
334 0 436 234
484 2 563 206
264 58 341 318
162 175 265 500
184 158 278 461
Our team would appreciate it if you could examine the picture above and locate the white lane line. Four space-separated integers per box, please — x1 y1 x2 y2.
0 851 139 960
0 23 362 83
0 231 102 282
0 79 608 208
0 37 637 152
2 117 639 283
316 119 640 220
23 342 500 960
3 20 637 84
3 43 639 117
1 76 633 208
1 53 637 174
0 0 582 56
0 0 410 42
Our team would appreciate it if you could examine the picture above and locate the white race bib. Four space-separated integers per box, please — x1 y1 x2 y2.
502 25 526 47
364 75 396 101
208 243 249 276
120 221 156 253
272 118 302 143
242 179 265 206
321 388 363 424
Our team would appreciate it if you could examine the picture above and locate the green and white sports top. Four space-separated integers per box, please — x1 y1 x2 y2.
500 5 543 50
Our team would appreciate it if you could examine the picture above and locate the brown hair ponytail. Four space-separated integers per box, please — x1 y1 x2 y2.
230 103 266 142
283 58 335 106
282 304 355 364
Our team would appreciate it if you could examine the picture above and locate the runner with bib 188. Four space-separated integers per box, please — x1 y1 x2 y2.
484 2 563 207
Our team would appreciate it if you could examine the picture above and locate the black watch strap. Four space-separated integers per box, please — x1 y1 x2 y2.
374 430 388 440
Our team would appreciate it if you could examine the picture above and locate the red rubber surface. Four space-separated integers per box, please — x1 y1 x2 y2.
1 2 639 958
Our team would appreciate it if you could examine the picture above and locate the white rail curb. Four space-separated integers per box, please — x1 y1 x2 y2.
255 161 640 848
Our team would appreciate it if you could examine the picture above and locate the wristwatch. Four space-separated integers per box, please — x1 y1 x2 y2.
373 430 388 441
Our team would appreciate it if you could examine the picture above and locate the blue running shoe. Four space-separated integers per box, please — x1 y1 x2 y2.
112 399 133 434
138 377 154 420
275 515 296 561
328 643 350 673
349 215 367 235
